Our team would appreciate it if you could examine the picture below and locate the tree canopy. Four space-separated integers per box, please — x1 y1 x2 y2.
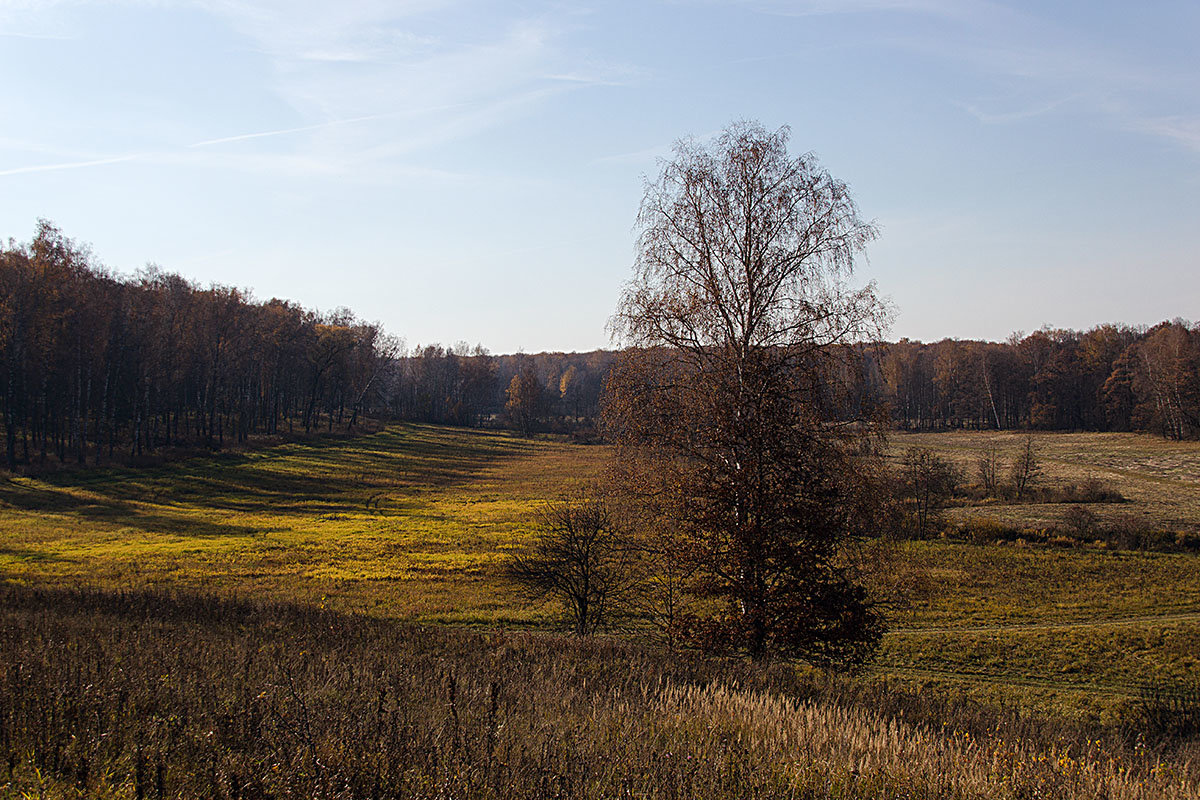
604 121 888 664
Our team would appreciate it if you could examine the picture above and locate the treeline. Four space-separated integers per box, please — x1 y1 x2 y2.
451 324 1200 440
387 346 615 435
5 222 1198 472
431 324 1200 440
0 222 616 471
398 323 1200 440
1 222 394 470
871 323 1200 437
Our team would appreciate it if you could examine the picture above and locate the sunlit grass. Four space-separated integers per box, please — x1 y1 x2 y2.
0 424 605 624
890 429 1200 532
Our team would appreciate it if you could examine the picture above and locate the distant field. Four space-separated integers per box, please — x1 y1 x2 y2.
889 429 1200 533
879 430 1200 719
2 425 1199 722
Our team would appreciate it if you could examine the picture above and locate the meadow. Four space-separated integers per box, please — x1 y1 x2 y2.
889 430 1200 535
2 425 1200 796
878 431 1200 721
4 425 1200 717
0 425 605 625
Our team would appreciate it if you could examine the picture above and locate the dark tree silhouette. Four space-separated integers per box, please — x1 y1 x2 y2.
505 497 639 636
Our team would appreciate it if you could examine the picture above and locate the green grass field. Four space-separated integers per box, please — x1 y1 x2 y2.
2 424 1199 723
0 425 605 625
878 430 1200 720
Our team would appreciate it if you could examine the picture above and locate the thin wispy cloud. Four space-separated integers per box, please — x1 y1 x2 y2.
593 145 671 166
0 29 73 39
1126 116 1200 155
3 1 627 174
186 103 473 148
0 154 140 177
543 72 627 87
594 130 723 166
961 96 1075 125
847 6 1198 159
685 0 1005 22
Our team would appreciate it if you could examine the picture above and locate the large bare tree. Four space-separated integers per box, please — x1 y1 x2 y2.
605 121 889 664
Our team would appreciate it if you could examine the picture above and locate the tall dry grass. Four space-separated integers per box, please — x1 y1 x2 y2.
0 585 1195 799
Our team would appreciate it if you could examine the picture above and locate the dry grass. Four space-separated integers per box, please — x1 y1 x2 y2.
3 425 1199 726
879 430 1200 720
2 586 1197 800
889 430 1200 533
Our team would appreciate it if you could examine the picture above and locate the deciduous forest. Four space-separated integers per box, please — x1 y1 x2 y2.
3 218 1195 475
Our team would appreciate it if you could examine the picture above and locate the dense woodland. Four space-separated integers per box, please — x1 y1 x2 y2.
2 222 1198 471
873 325 1200 437
391 321 1200 442
0 222 613 470
0 223 399 470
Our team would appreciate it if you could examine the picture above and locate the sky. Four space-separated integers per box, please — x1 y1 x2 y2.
1 1 1197 353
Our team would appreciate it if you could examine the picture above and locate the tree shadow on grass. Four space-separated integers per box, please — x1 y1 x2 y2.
0 485 263 538
0 425 543 535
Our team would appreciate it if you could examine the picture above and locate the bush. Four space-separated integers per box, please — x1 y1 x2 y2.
504 496 640 636
1062 506 1100 538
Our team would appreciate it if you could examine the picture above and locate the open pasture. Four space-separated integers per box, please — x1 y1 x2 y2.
889 429 1200 534
2 425 1199 721
0 425 605 624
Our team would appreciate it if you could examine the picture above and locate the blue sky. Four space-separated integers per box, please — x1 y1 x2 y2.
1 1 1197 352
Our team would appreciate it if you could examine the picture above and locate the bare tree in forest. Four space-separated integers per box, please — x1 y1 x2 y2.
0 222 396 470
1010 434 1042 500
605 121 889 665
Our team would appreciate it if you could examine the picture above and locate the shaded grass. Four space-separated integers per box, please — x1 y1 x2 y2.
894 541 1200 627
875 541 1200 721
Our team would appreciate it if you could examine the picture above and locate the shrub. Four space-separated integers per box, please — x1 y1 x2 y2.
1062 505 1100 539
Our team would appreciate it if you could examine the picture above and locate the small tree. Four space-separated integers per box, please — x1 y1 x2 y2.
901 447 959 536
505 497 638 636
976 443 1002 497
1010 434 1042 500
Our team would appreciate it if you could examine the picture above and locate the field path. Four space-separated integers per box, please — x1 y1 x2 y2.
893 610 1200 636
873 664 1147 698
